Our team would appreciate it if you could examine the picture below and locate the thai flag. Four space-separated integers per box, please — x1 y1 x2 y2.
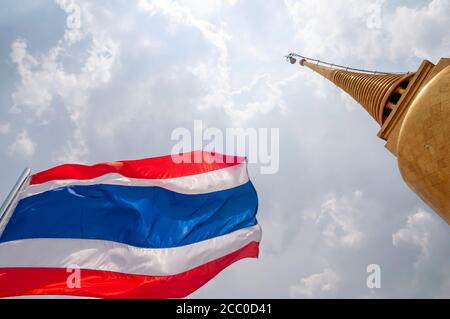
0 151 260 298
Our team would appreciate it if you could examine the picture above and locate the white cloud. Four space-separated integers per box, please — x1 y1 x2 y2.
8 130 36 158
388 0 450 61
139 0 233 113
227 73 296 119
284 0 386 62
389 208 450 296
10 39 55 117
175 0 238 18
55 128 88 163
285 0 450 64
138 0 289 122
290 268 340 298
305 191 365 248
10 1 120 163
10 35 118 123
392 209 435 266
0 123 11 134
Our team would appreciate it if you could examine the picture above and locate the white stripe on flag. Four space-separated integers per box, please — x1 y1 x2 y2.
21 163 248 198
0 225 261 276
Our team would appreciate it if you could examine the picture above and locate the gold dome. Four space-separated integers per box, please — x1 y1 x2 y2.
397 66 450 223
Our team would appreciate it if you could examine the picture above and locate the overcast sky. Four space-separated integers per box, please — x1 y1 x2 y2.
1 0 450 298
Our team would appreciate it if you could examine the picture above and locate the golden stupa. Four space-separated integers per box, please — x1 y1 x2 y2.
288 54 450 225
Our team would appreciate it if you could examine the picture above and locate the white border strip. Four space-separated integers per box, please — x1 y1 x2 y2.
21 163 248 198
0 225 261 276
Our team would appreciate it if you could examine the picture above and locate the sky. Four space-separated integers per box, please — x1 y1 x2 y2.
1 0 450 298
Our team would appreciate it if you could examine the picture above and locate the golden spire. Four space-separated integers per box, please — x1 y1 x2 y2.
288 53 450 225
299 58 412 125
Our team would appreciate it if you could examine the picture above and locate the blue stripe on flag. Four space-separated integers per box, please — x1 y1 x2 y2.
0 182 258 248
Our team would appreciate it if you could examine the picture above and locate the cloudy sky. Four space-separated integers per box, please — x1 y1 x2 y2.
1 0 450 298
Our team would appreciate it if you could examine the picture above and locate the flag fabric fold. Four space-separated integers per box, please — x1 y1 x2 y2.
0 151 261 298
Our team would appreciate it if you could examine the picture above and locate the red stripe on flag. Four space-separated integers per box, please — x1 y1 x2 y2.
0 242 259 299
31 151 245 185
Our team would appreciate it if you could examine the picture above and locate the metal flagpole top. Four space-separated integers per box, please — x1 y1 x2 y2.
0 168 31 237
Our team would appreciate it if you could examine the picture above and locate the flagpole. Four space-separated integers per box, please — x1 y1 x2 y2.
0 168 31 236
